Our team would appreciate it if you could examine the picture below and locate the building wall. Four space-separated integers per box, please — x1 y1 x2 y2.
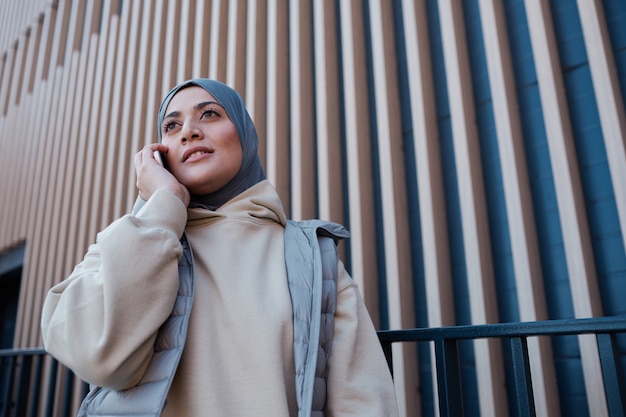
0 0 624 416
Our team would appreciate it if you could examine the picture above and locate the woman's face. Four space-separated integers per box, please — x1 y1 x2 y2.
160 86 243 196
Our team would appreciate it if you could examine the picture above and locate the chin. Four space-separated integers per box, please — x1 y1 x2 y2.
186 182 225 196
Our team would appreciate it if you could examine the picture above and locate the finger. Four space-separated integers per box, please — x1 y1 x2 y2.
135 146 155 172
144 143 168 153
134 150 143 169
143 144 168 163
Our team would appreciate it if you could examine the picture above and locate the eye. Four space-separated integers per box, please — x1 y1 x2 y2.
201 108 220 119
162 120 178 133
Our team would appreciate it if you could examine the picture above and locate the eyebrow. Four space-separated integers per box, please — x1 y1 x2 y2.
163 101 224 121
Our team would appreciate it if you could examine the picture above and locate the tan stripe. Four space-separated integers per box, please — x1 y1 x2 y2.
38 0 83 348
479 1 561 415
64 7 100 275
111 0 141 218
19 0 66 347
338 0 380 333
0 47 16 244
288 0 314 220
226 0 239 87
54 0 97 303
437 0 507 415
525 0 607 415
367 0 418 414
208 0 222 80
0 45 15 115
577 0 626 252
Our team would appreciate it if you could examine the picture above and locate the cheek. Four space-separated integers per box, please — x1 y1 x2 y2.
160 139 176 154
232 143 244 170
225 132 243 167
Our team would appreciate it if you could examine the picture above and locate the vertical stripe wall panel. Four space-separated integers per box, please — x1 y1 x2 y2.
577 0 626 319
364 1 418 414
578 0 626 256
11 18 39 242
289 0 316 222
525 1 607 415
36 0 80 347
438 0 507 415
111 0 141 220
1 1 625 416
474 1 560 415
504 1 588 414
395 0 446 413
65 1 102 275
19 0 64 347
0 47 17 240
337 0 381 323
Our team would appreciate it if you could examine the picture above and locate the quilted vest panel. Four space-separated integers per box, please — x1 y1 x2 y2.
284 220 349 417
77 236 195 417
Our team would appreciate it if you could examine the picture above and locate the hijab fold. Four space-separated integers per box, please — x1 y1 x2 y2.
158 79 266 210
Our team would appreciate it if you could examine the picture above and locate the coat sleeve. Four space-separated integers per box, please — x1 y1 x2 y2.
40 190 188 391
326 261 400 417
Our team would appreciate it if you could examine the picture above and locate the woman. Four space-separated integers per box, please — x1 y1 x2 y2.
41 79 399 417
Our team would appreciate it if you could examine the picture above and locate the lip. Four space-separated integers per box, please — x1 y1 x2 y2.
182 146 214 163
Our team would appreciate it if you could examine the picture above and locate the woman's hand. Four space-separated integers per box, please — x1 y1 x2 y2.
134 144 190 206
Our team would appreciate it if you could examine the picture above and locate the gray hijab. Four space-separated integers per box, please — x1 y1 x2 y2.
158 79 265 210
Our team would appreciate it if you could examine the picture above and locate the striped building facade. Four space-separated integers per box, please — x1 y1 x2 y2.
0 0 624 416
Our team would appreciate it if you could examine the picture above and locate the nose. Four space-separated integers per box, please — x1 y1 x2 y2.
180 119 202 143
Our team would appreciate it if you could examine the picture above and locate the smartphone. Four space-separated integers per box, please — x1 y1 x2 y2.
153 150 165 167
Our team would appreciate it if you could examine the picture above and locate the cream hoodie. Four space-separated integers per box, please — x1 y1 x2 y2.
42 180 398 416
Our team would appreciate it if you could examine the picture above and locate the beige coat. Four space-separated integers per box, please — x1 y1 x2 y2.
41 180 399 416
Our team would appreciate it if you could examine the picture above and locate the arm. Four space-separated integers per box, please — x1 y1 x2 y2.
326 262 400 417
41 189 187 390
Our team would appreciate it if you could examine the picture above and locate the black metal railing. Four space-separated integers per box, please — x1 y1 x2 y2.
1 316 625 416
378 316 626 417
0 348 87 417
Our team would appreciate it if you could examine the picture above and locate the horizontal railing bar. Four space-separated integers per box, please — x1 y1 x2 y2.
378 316 626 343
4 318 625 357
0 348 46 357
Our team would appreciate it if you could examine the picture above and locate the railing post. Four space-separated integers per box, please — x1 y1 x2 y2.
596 333 626 417
435 338 463 417
61 368 75 417
0 356 15 417
44 358 59 417
509 336 536 417
28 354 44 417
14 354 33 417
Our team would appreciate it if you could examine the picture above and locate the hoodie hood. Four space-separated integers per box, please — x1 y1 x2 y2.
186 180 287 228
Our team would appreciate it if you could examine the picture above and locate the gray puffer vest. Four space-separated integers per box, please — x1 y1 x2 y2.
78 219 349 417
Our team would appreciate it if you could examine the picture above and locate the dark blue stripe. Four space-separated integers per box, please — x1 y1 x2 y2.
392 2 435 415
425 1 480 415
362 0 389 331
505 0 589 415
601 0 626 112
462 1 523 415
552 0 626 388
333 0 352 276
